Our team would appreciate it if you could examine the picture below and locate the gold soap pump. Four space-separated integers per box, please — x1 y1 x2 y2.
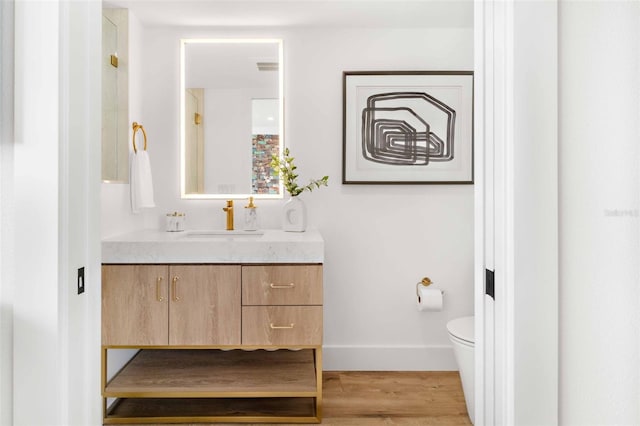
244 196 258 231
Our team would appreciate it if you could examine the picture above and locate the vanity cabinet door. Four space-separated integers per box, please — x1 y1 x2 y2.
168 265 241 346
102 265 169 346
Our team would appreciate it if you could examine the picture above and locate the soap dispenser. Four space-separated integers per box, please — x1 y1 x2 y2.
244 196 258 231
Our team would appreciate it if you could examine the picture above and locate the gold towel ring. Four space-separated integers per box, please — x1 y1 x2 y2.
132 122 147 154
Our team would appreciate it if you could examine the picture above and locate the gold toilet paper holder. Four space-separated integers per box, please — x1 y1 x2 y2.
416 277 444 296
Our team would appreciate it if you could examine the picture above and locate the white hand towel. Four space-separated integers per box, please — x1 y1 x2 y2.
130 150 156 213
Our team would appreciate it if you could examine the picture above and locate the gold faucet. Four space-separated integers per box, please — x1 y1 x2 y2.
223 200 234 230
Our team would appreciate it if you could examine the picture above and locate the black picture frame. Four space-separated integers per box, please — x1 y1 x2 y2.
342 71 474 184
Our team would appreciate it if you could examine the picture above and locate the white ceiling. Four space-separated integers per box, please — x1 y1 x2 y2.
185 41 279 89
103 0 473 28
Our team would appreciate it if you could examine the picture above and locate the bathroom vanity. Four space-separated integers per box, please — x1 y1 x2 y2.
101 229 324 424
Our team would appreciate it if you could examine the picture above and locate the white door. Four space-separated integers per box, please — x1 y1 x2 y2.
475 2 559 425
473 2 495 423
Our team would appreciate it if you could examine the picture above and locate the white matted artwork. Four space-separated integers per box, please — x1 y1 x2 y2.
342 71 474 184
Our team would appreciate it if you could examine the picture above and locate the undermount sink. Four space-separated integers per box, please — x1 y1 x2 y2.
184 230 265 238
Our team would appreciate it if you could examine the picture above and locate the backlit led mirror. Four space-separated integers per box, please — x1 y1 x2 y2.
180 39 283 199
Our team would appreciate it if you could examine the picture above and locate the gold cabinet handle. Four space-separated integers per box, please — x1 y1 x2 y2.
269 283 295 289
270 323 295 329
156 277 164 302
172 276 180 302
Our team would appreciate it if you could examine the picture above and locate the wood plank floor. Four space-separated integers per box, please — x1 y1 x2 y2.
112 371 471 425
319 371 471 425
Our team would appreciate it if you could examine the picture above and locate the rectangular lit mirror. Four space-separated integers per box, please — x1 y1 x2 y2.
180 39 284 199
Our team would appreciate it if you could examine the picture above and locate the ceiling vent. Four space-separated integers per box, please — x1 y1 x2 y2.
256 62 279 71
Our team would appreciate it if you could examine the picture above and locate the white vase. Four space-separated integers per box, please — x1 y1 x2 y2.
282 196 307 232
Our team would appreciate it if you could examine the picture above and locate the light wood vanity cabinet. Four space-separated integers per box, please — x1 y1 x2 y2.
242 265 323 346
102 264 241 346
101 263 323 424
102 265 169 346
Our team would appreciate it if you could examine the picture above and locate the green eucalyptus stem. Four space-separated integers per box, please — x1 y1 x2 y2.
271 148 329 197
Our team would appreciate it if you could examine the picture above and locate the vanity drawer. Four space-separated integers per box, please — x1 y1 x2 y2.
242 265 322 306
242 306 322 346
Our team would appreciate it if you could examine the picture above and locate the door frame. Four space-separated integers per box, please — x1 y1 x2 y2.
474 1 559 425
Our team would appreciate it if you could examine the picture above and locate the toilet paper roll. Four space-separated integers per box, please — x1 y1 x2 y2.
416 285 443 311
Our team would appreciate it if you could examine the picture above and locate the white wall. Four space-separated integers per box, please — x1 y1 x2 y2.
12 2 62 424
101 9 156 238
512 2 559 424
559 1 640 424
107 25 475 370
0 1 14 423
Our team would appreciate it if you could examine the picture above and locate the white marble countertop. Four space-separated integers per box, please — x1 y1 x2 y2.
102 229 324 264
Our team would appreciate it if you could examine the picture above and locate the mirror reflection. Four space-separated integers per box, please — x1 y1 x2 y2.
181 39 283 199
102 8 129 183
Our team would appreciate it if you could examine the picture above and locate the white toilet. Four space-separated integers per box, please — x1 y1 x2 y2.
447 316 475 424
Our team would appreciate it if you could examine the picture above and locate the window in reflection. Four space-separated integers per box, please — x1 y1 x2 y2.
251 99 280 194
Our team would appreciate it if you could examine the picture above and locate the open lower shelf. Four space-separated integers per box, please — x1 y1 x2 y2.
106 397 318 423
103 348 321 424
105 348 318 397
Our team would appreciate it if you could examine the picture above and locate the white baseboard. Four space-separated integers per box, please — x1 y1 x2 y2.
322 344 458 371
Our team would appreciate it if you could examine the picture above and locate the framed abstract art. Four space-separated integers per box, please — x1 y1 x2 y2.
342 71 474 184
